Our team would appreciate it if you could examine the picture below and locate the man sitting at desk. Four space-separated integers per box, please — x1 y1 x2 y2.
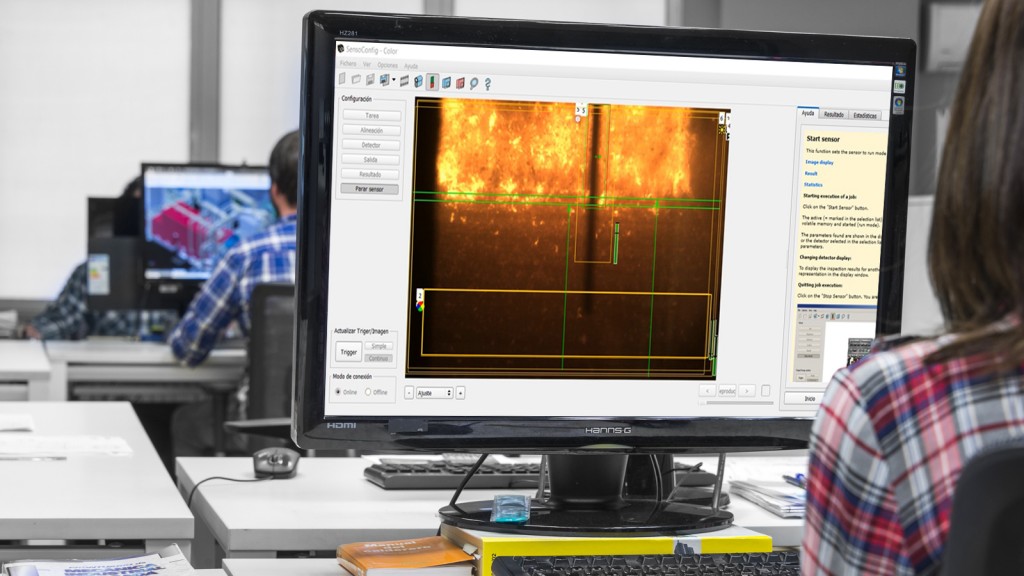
25 177 178 340
168 130 299 366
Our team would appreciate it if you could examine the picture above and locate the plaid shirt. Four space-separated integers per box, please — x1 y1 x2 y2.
803 326 1024 575
30 262 177 340
169 214 297 366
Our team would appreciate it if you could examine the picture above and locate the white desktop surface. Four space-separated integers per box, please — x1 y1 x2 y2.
0 402 193 556
177 456 804 561
0 340 51 400
223 558 339 576
42 340 246 401
197 571 227 575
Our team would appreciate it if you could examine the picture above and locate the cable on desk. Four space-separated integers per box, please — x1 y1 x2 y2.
187 475 272 508
448 453 490 508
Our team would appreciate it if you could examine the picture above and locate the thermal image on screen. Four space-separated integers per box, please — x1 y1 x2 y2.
144 187 274 273
407 99 730 379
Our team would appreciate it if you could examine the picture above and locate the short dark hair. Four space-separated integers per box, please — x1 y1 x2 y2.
928 0 1024 368
269 130 300 206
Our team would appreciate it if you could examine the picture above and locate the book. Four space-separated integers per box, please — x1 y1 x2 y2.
440 524 772 576
729 480 805 519
2 544 193 576
338 536 475 576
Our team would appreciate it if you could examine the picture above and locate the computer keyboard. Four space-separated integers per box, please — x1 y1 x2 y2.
493 552 800 576
363 459 541 489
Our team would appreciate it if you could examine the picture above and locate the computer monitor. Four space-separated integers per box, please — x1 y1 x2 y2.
293 12 914 534
141 163 275 308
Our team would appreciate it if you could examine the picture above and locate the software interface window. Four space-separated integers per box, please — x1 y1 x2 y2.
324 43 900 418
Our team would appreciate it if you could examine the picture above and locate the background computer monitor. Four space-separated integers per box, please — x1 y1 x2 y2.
294 12 914 533
141 163 274 309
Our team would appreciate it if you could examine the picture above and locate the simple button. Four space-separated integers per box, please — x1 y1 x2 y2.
738 384 756 397
761 384 771 397
416 387 454 399
340 183 399 195
717 384 737 398
340 169 399 181
456 386 466 400
343 139 400 151
335 341 361 362
341 154 400 166
699 384 716 397
342 124 401 136
818 109 849 120
784 391 824 405
851 110 881 120
365 342 394 350
341 109 401 122
404 386 414 400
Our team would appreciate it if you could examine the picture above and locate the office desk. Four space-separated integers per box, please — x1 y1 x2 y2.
0 402 193 562
44 340 246 401
223 558 338 576
44 340 246 453
0 340 51 401
177 456 804 566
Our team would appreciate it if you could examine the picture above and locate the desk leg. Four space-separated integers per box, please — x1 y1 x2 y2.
146 539 192 562
211 389 226 457
32 360 68 401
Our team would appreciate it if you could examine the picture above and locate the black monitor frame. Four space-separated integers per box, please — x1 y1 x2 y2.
293 12 915 454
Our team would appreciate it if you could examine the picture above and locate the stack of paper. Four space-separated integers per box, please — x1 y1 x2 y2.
3 544 193 576
729 480 805 519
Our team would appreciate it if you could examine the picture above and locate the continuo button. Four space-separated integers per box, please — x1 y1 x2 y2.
365 353 393 363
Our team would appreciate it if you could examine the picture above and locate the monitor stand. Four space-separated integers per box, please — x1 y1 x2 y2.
438 453 733 537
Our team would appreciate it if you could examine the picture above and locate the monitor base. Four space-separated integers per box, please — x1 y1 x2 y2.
439 498 733 537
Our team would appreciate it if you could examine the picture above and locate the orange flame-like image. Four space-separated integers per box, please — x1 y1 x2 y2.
407 99 730 380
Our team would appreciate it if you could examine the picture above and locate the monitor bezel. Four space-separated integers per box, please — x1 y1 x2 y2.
293 11 916 453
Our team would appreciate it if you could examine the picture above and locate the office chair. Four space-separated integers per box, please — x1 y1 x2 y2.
235 283 296 452
939 438 1024 575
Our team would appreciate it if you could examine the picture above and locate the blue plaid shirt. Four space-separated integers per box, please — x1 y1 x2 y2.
30 262 178 340
169 214 297 366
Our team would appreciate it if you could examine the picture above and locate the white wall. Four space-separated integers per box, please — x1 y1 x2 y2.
454 0 666 25
902 196 943 335
0 0 190 300
219 0 424 166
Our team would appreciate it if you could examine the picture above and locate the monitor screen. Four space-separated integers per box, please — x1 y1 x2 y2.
294 13 914 454
141 164 274 282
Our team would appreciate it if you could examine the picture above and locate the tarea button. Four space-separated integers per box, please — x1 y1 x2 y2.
341 109 401 122
784 392 823 405
698 384 716 397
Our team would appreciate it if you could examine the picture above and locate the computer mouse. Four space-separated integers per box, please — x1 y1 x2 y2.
252 446 300 479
